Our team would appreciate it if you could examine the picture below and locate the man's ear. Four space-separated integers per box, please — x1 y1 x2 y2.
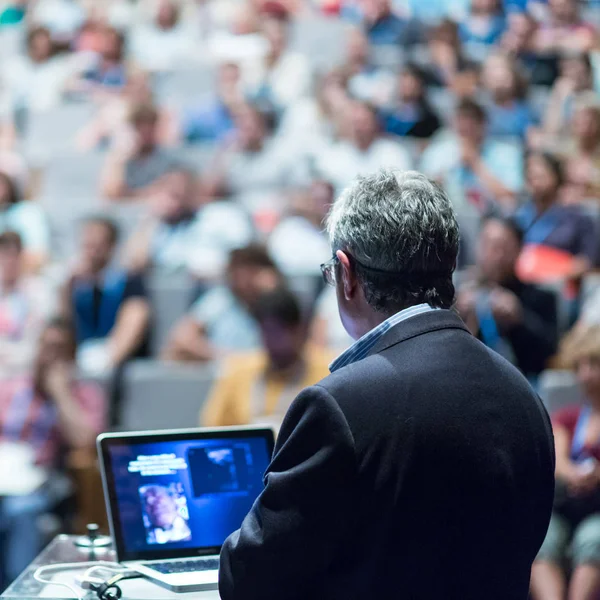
337 250 356 301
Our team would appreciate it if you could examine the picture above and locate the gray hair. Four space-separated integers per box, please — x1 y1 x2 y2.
326 169 459 312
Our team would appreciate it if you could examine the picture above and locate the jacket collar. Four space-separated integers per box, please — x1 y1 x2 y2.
367 309 470 358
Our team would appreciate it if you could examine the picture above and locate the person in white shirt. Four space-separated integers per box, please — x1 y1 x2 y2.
245 11 311 111
313 100 412 192
1 26 70 114
204 103 308 199
268 180 334 278
420 98 523 216
130 0 195 72
125 169 254 279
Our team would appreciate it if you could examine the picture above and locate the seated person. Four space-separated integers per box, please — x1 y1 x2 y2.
537 54 593 144
532 0 596 56
343 27 396 108
456 216 557 380
125 169 253 277
420 98 523 215
101 103 182 200
0 317 105 584
348 0 421 47
162 245 282 362
1 26 70 114
73 26 128 94
0 171 50 272
245 10 311 112
530 324 600 600
380 64 441 140
201 287 332 430
562 98 600 202
268 180 333 278
515 152 598 278
313 100 412 193
203 103 306 198
179 62 243 144
458 0 506 63
62 217 150 374
480 52 536 139
0 232 55 379
130 0 195 73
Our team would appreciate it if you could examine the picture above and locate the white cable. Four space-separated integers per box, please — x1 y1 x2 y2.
82 564 132 582
33 561 125 600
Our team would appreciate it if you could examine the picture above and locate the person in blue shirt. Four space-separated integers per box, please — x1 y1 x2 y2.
180 63 242 144
515 152 598 276
63 217 150 373
346 0 421 46
481 52 536 138
380 64 441 139
79 26 127 92
459 0 507 62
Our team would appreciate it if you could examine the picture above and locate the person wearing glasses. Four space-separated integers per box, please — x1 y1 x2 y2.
218 169 554 600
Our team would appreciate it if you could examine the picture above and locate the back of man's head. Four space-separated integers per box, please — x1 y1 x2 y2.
327 169 459 313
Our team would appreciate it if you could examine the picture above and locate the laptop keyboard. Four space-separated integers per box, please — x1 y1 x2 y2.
144 558 220 575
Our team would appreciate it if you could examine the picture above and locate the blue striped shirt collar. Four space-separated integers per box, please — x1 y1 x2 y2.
329 304 437 373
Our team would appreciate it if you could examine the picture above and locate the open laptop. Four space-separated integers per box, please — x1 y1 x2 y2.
97 427 275 593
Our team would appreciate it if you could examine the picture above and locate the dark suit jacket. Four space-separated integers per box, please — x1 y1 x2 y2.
219 310 555 600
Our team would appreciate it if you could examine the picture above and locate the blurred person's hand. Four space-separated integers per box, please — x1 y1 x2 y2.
42 360 72 400
554 76 576 100
489 288 523 328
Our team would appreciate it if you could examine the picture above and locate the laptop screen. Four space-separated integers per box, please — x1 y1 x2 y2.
100 429 273 561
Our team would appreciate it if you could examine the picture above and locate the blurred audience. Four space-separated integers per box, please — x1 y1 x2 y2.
531 325 600 600
125 169 253 277
0 232 55 379
163 245 282 362
101 103 181 200
0 317 105 583
456 216 557 380
202 287 331 429
421 98 523 214
62 217 150 374
0 172 50 272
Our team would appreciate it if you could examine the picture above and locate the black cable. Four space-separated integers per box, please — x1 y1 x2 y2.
92 571 142 600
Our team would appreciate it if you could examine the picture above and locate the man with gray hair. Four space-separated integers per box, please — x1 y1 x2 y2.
219 170 555 599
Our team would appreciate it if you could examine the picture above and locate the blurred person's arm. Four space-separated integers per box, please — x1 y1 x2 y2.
161 315 216 362
461 143 518 212
101 150 132 200
108 297 150 366
542 78 574 136
123 219 157 273
43 362 103 449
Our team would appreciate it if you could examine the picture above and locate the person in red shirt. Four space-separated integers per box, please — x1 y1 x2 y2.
0 317 106 586
531 324 600 600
